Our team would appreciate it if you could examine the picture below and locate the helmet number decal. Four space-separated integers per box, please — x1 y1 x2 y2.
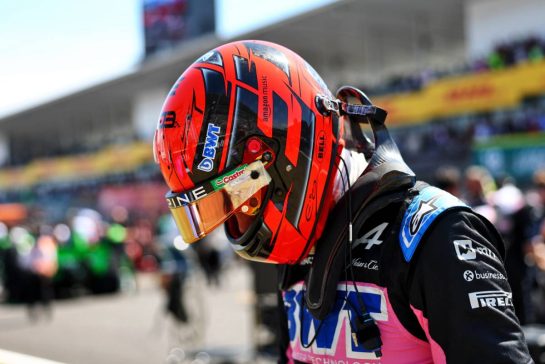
197 123 221 172
158 111 178 128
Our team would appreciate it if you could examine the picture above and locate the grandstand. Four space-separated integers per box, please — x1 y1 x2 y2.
1 0 544 205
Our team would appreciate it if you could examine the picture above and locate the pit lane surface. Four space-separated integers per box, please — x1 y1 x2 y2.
0 265 257 364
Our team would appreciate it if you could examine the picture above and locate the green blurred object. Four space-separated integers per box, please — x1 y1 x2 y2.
473 132 545 183
488 51 505 70
0 236 11 250
54 231 89 287
56 232 88 270
106 224 127 244
87 241 113 276
529 45 544 63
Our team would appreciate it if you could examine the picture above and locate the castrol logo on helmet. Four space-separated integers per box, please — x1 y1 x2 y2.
212 165 247 190
197 123 221 172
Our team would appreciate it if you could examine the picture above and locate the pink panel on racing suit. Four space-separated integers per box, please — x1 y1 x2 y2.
283 281 434 363
410 306 447 364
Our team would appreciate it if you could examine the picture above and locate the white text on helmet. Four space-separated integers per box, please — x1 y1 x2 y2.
198 123 221 172
167 186 208 208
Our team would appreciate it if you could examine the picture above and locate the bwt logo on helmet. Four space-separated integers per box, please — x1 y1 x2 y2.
197 124 221 172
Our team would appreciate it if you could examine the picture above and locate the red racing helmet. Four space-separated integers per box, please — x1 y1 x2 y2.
153 40 343 264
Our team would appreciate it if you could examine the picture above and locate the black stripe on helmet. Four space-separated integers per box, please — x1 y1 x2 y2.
192 68 232 183
233 55 258 90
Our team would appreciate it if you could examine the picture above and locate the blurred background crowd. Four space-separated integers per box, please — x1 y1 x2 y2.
2 0 545 363
367 34 545 96
0 199 232 312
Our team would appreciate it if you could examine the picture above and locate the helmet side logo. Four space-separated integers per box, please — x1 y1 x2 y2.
261 76 271 123
316 131 326 161
197 123 221 172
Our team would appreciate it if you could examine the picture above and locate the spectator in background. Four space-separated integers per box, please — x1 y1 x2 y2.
0 223 24 303
8 226 35 304
490 179 536 324
525 170 545 323
194 234 222 287
531 170 545 226
488 48 506 70
23 232 58 321
463 165 496 208
433 166 461 197
156 213 189 323
527 219 545 323
159 240 189 323
528 42 544 63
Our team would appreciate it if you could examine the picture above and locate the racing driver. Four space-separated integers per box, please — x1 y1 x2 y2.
152 40 533 363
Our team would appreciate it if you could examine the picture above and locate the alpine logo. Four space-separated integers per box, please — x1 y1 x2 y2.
166 186 208 208
197 124 221 172
453 240 497 261
468 290 513 309
353 223 389 250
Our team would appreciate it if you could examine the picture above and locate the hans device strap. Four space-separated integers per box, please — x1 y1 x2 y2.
303 85 416 319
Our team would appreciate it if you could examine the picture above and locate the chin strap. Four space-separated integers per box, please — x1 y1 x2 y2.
315 95 388 125
301 86 414 359
315 87 387 159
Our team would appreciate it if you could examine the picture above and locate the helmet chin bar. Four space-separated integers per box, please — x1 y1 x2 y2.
224 137 277 262
225 117 342 264
225 181 275 263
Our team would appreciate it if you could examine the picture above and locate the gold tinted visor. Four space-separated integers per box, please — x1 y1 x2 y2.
166 161 271 243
